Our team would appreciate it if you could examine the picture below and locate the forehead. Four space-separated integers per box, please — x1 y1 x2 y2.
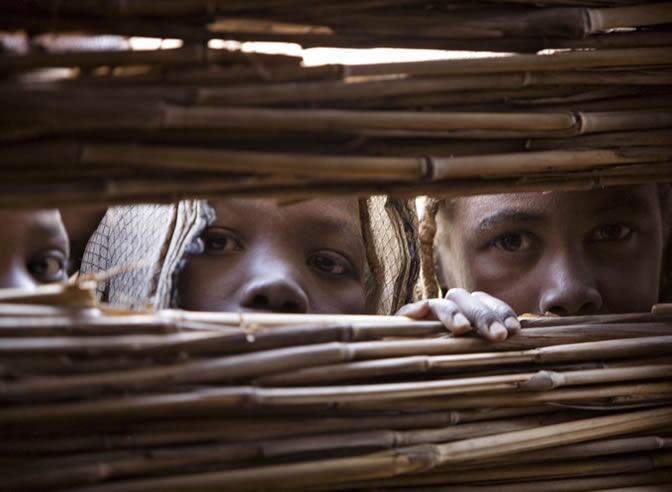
0 210 64 234
0 209 68 255
452 185 661 223
210 197 362 232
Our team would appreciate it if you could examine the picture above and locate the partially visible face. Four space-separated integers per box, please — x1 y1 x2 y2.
178 198 368 314
436 185 666 315
0 210 70 289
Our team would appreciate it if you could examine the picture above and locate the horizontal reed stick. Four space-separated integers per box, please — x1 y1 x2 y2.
7 141 672 184
3 416 572 491
0 281 97 308
61 407 672 492
347 47 672 77
3 166 672 209
80 143 426 182
0 46 299 71
345 381 672 411
337 451 672 488
368 469 672 492
3 407 552 450
4 321 670 358
446 435 672 468
257 336 672 385
589 3 672 32
429 147 672 181
11 69 669 107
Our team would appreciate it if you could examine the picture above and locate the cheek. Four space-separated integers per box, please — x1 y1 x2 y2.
470 269 542 315
594 251 661 312
307 278 367 314
0 253 37 290
177 256 240 311
590 226 663 312
467 252 546 314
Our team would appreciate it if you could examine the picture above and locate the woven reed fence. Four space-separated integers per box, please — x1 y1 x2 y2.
0 284 671 491
0 1 671 207
1 2 672 491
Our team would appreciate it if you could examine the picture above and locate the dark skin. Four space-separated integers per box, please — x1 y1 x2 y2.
178 198 368 314
60 206 107 274
0 210 70 289
180 197 520 338
422 186 665 328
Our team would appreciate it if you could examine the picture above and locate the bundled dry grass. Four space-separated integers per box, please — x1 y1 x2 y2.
1 2 672 490
0 2 671 206
0 284 671 491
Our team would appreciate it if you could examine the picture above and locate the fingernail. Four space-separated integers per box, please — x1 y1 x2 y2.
504 317 521 331
489 321 508 340
452 313 470 328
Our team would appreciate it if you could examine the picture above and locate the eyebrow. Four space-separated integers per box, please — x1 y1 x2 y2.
593 191 655 216
28 221 70 254
477 209 545 232
301 216 362 240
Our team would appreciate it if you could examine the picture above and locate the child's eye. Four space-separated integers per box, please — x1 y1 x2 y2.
307 251 353 276
491 232 535 253
27 250 67 283
202 229 243 254
590 224 633 242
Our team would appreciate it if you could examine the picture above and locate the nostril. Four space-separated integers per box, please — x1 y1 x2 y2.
545 306 568 317
577 301 599 316
281 301 300 313
240 279 309 314
251 294 269 308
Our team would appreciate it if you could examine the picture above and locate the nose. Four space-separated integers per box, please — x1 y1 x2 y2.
538 253 603 316
239 276 309 313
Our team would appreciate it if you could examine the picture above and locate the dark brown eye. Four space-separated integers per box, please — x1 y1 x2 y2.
27 250 67 283
591 224 632 242
492 233 532 253
308 252 352 276
202 229 242 254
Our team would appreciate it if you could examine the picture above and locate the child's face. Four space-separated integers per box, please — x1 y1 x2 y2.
0 210 70 289
436 185 666 315
178 198 368 314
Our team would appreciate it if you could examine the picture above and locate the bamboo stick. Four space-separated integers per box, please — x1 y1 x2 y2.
347 47 672 78
0 46 300 71
439 435 672 468
257 336 672 386
4 320 669 359
0 281 97 308
59 407 672 492
429 147 672 181
2 408 554 450
15 69 663 108
589 3 672 32
528 130 672 151
0 381 655 426
1 416 572 491
345 382 672 411
334 451 672 488
7 141 672 184
2 172 672 210
365 469 672 491
2 104 582 140
80 143 426 182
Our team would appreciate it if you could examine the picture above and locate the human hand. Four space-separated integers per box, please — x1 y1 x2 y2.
397 288 521 341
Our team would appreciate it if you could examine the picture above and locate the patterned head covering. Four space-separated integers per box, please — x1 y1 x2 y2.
81 197 419 314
